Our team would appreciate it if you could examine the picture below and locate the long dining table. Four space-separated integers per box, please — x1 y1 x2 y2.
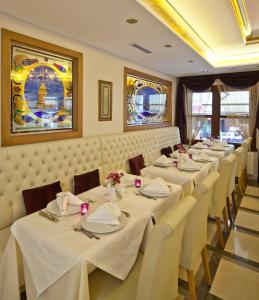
141 157 219 195
0 175 182 300
190 142 234 159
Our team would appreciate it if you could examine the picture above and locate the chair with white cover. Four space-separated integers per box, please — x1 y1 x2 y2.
234 147 246 196
241 138 252 187
210 154 236 248
89 196 196 300
226 154 238 223
180 172 220 300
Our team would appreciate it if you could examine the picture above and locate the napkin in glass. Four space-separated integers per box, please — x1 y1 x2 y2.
142 177 169 196
87 202 121 225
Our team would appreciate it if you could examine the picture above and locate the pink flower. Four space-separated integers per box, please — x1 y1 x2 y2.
106 172 124 185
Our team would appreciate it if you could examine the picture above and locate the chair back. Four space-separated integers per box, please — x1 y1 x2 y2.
161 146 172 157
234 147 245 177
136 196 196 300
180 172 220 270
227 154 238 197
128 154 145 176
211 154 236 216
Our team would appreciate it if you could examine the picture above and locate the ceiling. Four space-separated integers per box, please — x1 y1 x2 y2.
1 0 259 77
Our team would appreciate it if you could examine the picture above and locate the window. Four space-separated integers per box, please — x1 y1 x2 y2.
191 88 250 143
220 91 249 143
191 92 212 140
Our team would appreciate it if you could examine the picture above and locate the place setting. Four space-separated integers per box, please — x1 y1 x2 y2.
152 154 172 168
137 177 170 199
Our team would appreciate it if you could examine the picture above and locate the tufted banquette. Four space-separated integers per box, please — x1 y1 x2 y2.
0 127 180 263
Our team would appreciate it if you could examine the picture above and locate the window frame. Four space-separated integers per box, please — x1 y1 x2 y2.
191 85 250 144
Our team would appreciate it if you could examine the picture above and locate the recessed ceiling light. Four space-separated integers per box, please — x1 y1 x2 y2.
164 44 172 48
126 18 138 24
187 59 194 63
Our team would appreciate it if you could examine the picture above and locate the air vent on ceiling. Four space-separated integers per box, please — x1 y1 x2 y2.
130 43 152 54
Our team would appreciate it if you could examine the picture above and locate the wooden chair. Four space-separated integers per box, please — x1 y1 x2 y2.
180 172 220 300
210 154 236 247
88 196 196 300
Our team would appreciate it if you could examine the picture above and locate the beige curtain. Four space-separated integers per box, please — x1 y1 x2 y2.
184 86 210 143
216 82 258 139
249 83 259 136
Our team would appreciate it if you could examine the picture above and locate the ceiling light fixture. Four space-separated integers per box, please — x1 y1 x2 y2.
130 43 152 54
136 0 259 67
126 18 138 24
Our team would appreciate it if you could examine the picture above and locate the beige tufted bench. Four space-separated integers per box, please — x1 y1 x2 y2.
0 126 180 289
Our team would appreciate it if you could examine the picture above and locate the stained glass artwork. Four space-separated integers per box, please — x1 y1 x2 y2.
11 44 73 133
126 73 170 127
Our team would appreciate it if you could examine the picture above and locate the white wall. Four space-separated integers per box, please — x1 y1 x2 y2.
0 12 177 138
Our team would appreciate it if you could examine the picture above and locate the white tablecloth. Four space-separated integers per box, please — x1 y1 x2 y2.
0 176 183 300
191 142 234 158
141 160 216 195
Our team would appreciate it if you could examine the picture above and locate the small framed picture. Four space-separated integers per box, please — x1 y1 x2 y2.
98 80 112 121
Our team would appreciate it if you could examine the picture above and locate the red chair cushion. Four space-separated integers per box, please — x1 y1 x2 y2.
128 154 145 176
22 181 62 215
74 169 100 195
161 146 173 157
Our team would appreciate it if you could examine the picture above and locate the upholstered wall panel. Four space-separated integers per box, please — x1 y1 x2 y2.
0 137 103 251
0 127 180 254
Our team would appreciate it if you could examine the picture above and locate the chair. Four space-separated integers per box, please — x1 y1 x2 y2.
161 146 173 157
128 154 145 176
22 181 62 214
74 169 100 195
89 195 196 300
180 172 220 300
234 147 246 195
210 154 236 247
241 138 252 188
226 154 238 223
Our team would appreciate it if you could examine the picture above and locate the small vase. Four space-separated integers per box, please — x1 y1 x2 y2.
110 185 118 202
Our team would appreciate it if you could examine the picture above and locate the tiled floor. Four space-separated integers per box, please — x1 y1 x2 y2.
178 181 259 300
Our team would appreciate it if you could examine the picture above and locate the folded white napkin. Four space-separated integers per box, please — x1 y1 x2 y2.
212 145 225 150
198 152 211 161
142 177 169 195
218 141 229 147
179 159 200 170
67 192 82 206
56 193 68 214
155 155 171 165
87 202 121 225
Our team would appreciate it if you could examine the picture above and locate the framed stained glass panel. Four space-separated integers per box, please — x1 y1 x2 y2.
1 29 83 146
124 67 172 131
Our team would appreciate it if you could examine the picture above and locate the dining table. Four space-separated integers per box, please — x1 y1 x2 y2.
141 156 219 196
190 141 234 159
0 175 182 300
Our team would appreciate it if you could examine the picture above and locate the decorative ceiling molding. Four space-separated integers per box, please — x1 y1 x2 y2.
230 0 259 45
137 0 259 67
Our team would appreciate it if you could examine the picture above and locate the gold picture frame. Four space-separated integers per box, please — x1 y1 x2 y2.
1 29 83 146
124 67 172 132
98 80 112 121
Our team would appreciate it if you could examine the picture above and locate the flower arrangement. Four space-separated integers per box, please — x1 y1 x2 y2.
106 172 124 186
